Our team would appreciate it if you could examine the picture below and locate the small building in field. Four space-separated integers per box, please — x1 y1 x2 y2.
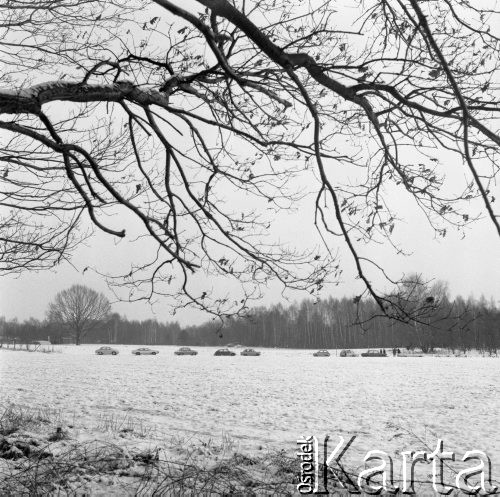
30 340 53 352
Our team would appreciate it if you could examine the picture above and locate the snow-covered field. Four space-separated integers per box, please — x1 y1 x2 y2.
1 345 499 482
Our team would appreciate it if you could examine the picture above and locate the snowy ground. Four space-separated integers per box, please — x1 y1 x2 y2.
1 345 499 492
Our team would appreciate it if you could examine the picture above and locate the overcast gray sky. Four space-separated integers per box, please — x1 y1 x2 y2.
1 190 498 326
1 0 499 326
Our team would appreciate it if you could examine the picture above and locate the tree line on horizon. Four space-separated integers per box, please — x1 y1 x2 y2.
2 0 500 330
0 287 498 354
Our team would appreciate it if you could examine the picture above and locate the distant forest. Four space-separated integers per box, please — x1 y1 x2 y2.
1 294 498 353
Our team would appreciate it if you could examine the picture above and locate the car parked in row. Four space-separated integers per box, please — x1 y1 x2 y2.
132 347 159 355
214 348 236 356
340 349 358 357
240 348 261 356
361 349 387 357
313 350 330 357
95 346 119 355
175 347 198 355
